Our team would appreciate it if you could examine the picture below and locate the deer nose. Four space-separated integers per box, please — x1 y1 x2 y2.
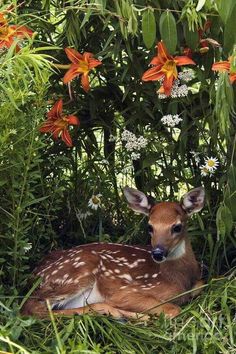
151 246 168 263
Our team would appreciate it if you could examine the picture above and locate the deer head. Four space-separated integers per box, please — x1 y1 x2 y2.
123 186 205 263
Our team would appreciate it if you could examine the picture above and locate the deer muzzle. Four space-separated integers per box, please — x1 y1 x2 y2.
151 245 168 263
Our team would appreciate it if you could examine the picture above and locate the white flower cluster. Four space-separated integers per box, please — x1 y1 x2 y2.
178 69 194 82
161 114 183 128
121 129 148 160
158 80 189 99
200 157 219 177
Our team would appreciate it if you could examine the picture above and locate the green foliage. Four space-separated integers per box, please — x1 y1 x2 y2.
159 11 177 54
142 8 156 49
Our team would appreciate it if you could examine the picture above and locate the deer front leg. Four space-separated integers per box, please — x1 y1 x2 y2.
109 292 181 319
52 303 149 320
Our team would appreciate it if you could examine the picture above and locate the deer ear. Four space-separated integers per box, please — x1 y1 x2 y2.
181 187 205 215
123 186 151 215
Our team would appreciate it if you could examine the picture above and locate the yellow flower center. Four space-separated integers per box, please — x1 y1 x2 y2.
0 25 12 40
92 196 100 204
162 59 178 78
55 116 69 129
78 60 89 73
207 160 215 167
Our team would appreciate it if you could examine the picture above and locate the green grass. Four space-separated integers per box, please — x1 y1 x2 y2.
0 275 235 354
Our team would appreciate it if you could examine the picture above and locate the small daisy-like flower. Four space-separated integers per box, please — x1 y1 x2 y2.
88 194 102 210
204 157 219 172
200 165 211 177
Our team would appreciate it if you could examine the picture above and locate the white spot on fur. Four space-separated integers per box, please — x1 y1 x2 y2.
118 274 132 282
74 261 85 268
136 275 144 279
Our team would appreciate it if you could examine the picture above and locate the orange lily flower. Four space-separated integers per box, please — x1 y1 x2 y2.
0 13 33 50
142 41 196 96
212 58 236 84
40 99 80 147
63 48 102 92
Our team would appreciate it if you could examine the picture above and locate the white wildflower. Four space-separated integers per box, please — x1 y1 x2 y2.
190 151 201 165
101 159 109 165
200 165 212 177
122 130 148 152
171 84 189 98
161 114 183 128
23 243 32 253
88 194 102 210
130 152 141 160
9 129 17 135
157 78 189 99
204 157 219 172
178 69 194 82
121 129 135 142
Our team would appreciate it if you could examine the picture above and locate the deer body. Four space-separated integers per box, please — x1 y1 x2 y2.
22 187 205 319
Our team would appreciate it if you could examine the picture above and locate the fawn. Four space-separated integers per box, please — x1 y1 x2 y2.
22 186 205 319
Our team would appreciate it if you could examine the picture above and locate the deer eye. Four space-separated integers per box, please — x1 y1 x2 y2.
172 224 182 234
147 224 153 234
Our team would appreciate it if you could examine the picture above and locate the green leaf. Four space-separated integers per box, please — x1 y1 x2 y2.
142 8 156 49
184 24 199 50
223 3 236 54
216 204 233 238
216 0 236 24
159 11 177 54
196 0 206 12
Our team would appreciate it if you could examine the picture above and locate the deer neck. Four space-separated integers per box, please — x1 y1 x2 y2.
159 237 200 290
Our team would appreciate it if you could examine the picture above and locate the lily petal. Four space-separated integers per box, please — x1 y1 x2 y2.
67 115 80 126
163 75 175 96
81 73 90 92
47 99 63 119
63 65 82 84
157 41 172 63
11 25 33 37
142 66 164 81
212 61 230 72
230 73 236 83
150 57 162 66
61 129 72 147
65 47 83 64
175 56 196 66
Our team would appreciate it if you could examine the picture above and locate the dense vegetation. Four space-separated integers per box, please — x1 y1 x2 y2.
0 0 235 352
